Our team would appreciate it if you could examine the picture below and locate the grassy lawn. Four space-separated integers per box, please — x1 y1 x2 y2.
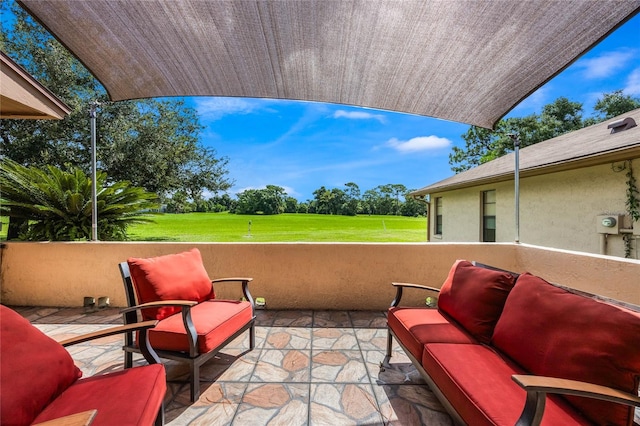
129 212 428 242
0 216 7 240
0 213 428 242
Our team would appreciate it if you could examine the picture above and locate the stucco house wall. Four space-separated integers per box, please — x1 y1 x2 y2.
429 159 639 258
418 109 640 259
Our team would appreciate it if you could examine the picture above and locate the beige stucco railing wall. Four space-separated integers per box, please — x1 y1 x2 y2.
1 242 638 309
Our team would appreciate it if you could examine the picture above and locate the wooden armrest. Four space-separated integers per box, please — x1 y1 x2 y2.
119 301 198 358
390 282 440 307
59 320 161 365
32 410 97 426
211 277 255 310
513 375 640 406
212 277 253 284
59 320 158 347
392 282 441 292
512 375 640 426
121 300 199 358
120 300 197 315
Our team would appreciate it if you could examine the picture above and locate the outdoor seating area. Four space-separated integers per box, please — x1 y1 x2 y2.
0 305 166 426
2 244 639 425
120 248 256 402
3 2 640 425
9 305 453 425
386 260 640 425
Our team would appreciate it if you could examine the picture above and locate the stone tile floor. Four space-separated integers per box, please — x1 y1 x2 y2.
13 306 453 426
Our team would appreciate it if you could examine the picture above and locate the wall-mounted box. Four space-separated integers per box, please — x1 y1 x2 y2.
596 215 623 234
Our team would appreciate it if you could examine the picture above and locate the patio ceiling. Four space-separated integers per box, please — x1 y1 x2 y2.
18 0 640 129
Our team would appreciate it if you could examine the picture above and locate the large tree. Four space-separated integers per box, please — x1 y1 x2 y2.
235 185 286 215
0 2 231 199
343 182 361 216
449 94 638 173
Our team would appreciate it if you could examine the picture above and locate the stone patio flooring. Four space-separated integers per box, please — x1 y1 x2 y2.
13 306 453 426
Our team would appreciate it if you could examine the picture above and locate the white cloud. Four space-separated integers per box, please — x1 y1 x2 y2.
385 136 451 153
577 50 637 80
195 97 260 120
624 67 640 96
333 110 386 123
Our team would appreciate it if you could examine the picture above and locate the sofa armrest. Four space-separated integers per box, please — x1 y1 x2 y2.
211 277 255 309
32 409 97 426
58 320 161 365
390 282 440 307
512 374 640 426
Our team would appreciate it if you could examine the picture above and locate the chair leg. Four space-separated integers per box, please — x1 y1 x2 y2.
155 403 165 426
249 324 256 350
190 362 200 402
381 330 393 369
125 350 133 369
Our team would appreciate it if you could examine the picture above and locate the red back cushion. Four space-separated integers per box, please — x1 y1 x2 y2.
127 248 214 320
492 273 640 426
0 305 82 426
437 260 516 344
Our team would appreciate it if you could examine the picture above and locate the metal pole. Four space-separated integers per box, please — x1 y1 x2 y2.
512 134 521 243
90 102 99 241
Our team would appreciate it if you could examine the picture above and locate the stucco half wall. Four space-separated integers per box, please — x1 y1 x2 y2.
1 242 638 308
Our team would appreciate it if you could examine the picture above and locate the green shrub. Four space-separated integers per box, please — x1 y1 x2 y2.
0 159 159 241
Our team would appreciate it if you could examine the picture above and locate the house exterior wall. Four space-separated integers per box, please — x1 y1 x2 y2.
429 159 640 259
430 181 514 243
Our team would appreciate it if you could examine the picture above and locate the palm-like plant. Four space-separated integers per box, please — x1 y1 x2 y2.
1 159 159 241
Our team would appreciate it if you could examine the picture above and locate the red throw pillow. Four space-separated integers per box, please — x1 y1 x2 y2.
437 260 516 344
0 305 82 426
127 248 215 320
492 273 640 426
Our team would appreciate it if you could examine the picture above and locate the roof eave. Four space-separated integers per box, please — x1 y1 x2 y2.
411 144 640 196
0 51 71 120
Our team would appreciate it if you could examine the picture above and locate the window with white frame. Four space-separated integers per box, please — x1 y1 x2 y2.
435 197 443 235
482 190 496 242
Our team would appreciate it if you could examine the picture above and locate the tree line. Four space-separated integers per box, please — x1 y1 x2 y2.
165 183 426 217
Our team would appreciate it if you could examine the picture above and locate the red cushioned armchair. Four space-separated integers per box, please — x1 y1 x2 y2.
0 305 166 426
119 248 256 402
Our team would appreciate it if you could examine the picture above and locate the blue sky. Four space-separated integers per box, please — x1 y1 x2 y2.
189 14 639 202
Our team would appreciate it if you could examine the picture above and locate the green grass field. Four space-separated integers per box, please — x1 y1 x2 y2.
0 213 428 242
132 213 428 242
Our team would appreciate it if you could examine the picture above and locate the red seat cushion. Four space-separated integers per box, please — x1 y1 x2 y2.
422 343 588 426
387 307 476 360
32 364 166 426
127 248 215 320
437 260 516 344
0 306 82 426
147 300 253 353
492 273 640 426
